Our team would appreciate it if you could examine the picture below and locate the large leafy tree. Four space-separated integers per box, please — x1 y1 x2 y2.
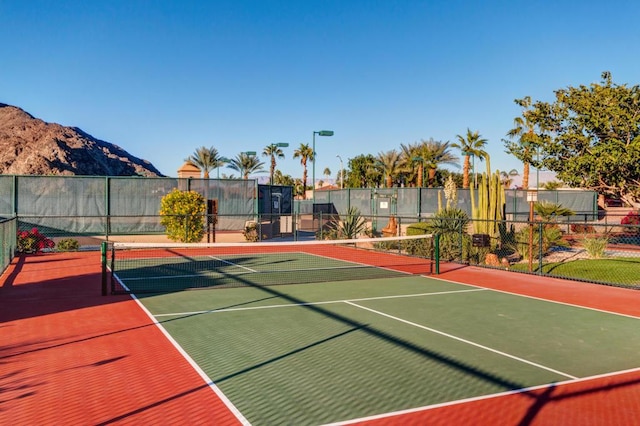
262 143 286 185
452 129 488 188
508 72 640 204
185 146 224 179
293 143 314 198
345 154 382 188
227 152 265 179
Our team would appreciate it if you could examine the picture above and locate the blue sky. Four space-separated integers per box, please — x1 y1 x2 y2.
2 0 639 182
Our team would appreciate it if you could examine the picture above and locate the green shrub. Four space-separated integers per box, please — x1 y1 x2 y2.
582 235 608 259
159 189 206 243
56 238 80 252
406 209 471 262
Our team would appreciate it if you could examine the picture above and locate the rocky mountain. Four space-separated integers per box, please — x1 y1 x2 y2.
0 103 163 176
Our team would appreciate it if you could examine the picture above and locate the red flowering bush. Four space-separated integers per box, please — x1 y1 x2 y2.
620 211 640 234
17 228 55 253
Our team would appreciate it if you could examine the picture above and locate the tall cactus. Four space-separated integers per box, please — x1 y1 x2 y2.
470 170 505 236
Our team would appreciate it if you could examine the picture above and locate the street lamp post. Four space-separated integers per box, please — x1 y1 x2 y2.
336 154 344 189
312 130 334 202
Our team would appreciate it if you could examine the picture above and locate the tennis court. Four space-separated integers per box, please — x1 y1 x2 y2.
106 237 640 425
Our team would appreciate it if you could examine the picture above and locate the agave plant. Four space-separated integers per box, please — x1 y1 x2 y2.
326 206 368 239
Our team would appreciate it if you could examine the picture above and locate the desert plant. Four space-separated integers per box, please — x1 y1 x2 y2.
159 189 206 243
582 235 609 259
56 238 80 252
324 207 368 239
516 225 569 259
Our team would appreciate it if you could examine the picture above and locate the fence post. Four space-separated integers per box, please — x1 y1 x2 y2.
101 241 107 296
538 222 544 274
434 233 440 275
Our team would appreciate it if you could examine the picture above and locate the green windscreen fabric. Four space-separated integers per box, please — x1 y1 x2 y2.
0 175 14 216
17 176 106 234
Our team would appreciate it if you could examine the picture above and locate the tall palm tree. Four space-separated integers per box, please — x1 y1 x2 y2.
323 167 331 185
505 96 540 190
399 142 421 187
227 152 265 179
185 146 223 179
452 129 489 188
420 139 460 188
293 143 314 199
376 149 402 188
262 144 286 185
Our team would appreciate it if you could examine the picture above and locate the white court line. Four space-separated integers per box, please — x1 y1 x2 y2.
324 365 640 425
345 300 578 380
126 291 251 425
431 274 640 320
208 255 258 273
153 288 487 317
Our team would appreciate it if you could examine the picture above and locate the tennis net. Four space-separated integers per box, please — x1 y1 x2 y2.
102 234 438 294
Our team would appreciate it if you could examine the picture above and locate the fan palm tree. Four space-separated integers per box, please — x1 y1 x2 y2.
262 144 286 185
505 96 541 190
420 139 460 187
185 146 224 179
399 142 421 187
293 143 314 199
500 169 519 189
452 129 489 188
227 152 265 179
376 149 403 188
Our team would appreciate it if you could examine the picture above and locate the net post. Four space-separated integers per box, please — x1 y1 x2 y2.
101 241 107 296
434 233 440 275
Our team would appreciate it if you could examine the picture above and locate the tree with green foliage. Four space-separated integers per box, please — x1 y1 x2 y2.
185 146 225 178
159 189 206 242
293 143 314 198
420 139 460 188
503 96 543 189
452 129 488 188
505 72 640 205
376 149 402 188
227 152 265 179
346 154 382 188
262 143 286 185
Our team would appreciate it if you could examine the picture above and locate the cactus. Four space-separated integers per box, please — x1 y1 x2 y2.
470 169 505 236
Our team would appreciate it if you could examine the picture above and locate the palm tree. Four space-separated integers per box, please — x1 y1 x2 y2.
185 146 223 179
399 142 421 187
420 139 460 188
505 96 540 190
293 143 314 199
500 169 519 189
227 152 265 179
323 167 331 186
376 149 402 188
452 129 489 188
262 144 286 185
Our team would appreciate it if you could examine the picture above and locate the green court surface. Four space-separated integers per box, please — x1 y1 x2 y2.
135 277 640 425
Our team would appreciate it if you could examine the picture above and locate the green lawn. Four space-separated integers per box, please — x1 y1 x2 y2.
512 257 640 287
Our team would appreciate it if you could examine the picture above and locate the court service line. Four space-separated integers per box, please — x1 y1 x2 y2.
152 288 487 317
208 255 258 272
344 301 578 380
